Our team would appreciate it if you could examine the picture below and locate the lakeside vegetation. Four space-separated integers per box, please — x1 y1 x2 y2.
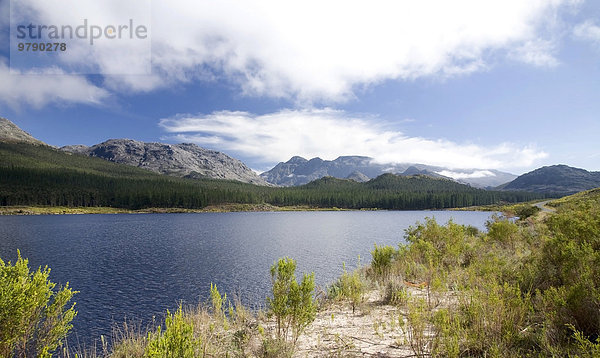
2 187 599 357
1 142 546 211
0 204 350 216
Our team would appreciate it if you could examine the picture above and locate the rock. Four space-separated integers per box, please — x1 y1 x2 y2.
61 139 270 186
0 117 46 145
261 155 516 188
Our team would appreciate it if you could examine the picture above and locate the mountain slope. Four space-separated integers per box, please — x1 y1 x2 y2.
0 117 46 145
260 155 516 188
500 165 600 195
0 141 543 210
62 139 269 185
0 141 270 209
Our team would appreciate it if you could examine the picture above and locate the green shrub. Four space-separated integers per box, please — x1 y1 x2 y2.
383 275 408 307
570 324 600 358
486 217 519 246
0 250 77 358
370 244 395 281
328 263 365 314
406 297 431 358
514 204 540 220
210 283 230 329
267 257 316 345
435 282 533 357
145 305 199 358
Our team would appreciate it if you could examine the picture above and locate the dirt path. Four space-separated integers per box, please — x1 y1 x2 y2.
534 200 556 213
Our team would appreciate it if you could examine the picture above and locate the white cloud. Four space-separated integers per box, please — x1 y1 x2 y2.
159 109 548 170
574 20 600 43
0 60 110 109
508 39 559 67
437 170 495 180
10 0 575 103
149 0 573 102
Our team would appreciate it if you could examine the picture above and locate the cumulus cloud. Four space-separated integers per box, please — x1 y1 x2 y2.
10 0 575 103
0 60 110 109
437 170 496 179
147 0 574 101
159 109 548 170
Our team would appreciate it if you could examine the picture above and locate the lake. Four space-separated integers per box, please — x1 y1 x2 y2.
0 210 495 345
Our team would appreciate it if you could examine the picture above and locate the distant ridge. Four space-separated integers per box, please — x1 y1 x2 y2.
260 155 516 188
499 165 600 195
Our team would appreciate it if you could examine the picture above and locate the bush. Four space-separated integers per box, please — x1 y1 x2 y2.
514 204 540 220
328 263 366 314
486 217 519 246
431 282 533 357
145 305 199 358
383 275 408 306
370 244 396 281
267 257 316 345
0 250 77 358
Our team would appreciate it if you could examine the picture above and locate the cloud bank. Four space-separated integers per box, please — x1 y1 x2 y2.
159 109 548 171
2 0 579 107
0 61 109 109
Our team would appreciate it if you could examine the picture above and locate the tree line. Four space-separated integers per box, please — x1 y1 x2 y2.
0 142 547 210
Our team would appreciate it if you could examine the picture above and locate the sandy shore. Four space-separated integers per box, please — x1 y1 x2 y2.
294 287 430 357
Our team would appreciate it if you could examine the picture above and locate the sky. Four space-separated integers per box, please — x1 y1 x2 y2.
1 0 600 176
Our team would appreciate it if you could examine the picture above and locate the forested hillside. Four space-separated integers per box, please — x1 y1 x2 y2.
500 164 600 195
0 142 544 210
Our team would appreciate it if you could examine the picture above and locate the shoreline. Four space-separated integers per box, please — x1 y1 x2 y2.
0 204 361 215
0 203 510 216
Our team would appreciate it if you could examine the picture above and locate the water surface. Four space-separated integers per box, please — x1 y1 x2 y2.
0 210 494 344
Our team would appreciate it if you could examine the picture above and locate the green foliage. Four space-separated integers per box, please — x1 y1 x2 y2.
328 263 366 314
145 305 199 358
370 244 396 282
406 297 431 358
514 204 541 220
383 188 600 357
209 283 230 330
570 324 600 358
486 216 519 245
0 250 77 358
383 276 408 306
267 257 316 345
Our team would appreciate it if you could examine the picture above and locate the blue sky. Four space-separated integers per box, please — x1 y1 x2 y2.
1 0 599 175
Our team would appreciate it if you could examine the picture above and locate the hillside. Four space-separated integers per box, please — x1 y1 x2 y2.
500 164 600 195
61 139 269 185
0 142 542 210
260 155 516 188
272 174 542 210
0 142 267 209
0 117 543 210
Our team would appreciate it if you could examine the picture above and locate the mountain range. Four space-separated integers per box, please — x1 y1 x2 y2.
260 155 517 188
2 116 600 196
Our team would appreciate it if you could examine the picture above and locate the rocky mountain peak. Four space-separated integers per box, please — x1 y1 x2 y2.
61 138 270 186
261 155 516 188
0 117 46 145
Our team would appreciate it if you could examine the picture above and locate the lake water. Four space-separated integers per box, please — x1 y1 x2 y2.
0 210 494 345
